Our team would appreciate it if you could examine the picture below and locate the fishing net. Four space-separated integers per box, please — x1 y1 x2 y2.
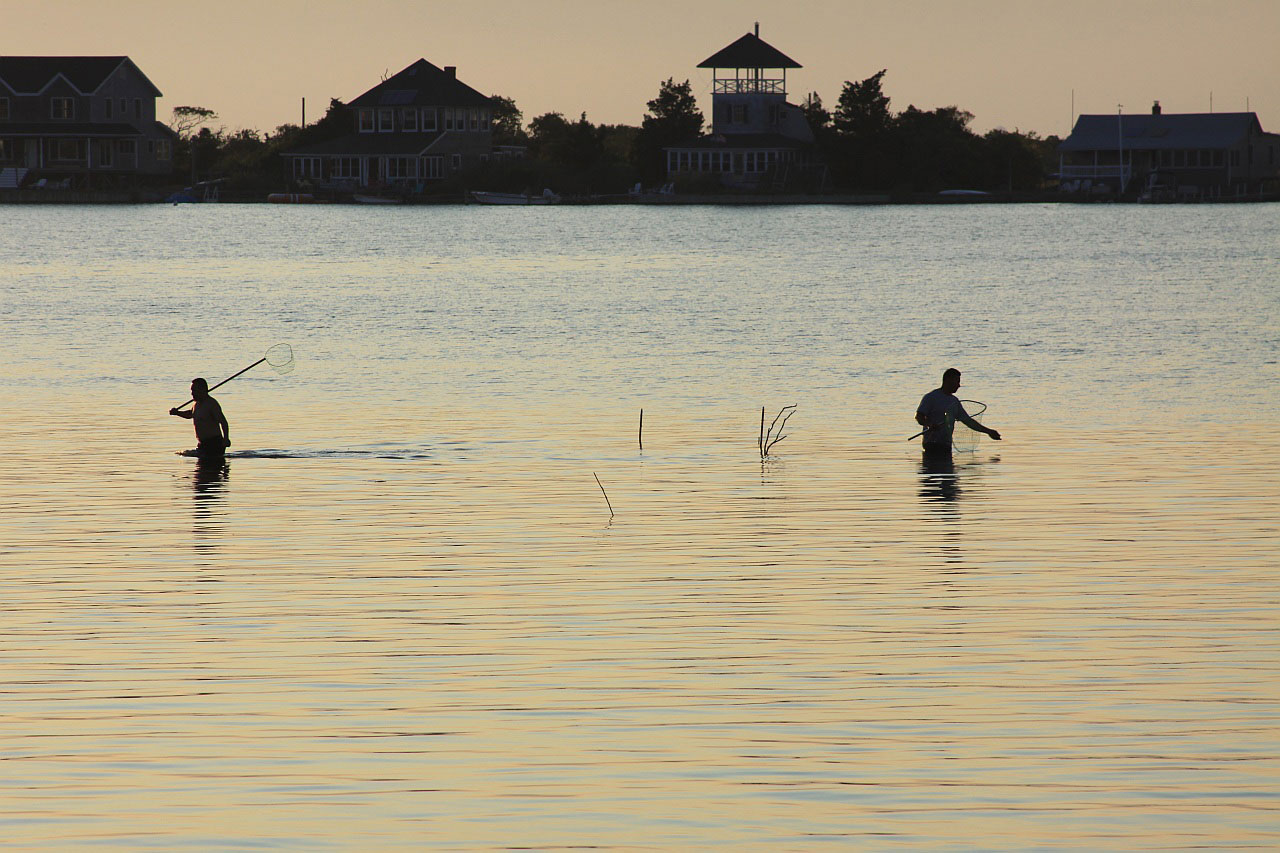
265 343 295 375
952 399 987 452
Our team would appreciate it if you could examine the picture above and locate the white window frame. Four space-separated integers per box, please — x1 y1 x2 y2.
402 108 418 132
420 155 443 179
378 109 394 132
422 108 437 131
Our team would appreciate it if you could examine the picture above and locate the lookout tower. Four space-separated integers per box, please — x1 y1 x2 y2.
665 25 820 190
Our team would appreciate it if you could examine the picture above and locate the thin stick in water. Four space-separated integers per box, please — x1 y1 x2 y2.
593 472 614 517
639 409 643 451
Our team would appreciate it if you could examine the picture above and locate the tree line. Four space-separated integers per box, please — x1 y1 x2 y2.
166 69 1058 198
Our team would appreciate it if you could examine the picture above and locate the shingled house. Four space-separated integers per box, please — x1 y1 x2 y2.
664 26 820 189
1058 103 1280 199
0 56 174 190
282 59 494 193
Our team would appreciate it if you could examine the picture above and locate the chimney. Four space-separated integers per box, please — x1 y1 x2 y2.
444 66 456 78
754 22 759 37
1152 100 1161 115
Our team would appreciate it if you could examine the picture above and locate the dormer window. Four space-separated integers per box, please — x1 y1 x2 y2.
359 109 375 132
51 97 74 119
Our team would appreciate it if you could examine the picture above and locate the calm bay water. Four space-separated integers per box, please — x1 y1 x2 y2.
1 202 1277 849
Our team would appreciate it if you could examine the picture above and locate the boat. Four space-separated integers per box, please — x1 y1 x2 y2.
267 192 328 204
353 193 403 205
470 189 560 205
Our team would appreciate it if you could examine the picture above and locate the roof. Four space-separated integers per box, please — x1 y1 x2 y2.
698 33 801 69
1058 112 1268 151
667 132 812 151
283 132 446 157
349 59 491 109
0 56 161 96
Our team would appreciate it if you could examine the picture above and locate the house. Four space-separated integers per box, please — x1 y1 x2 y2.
1058 102 1280 199
0 56 174 190
664 26 820 189
282 59 494 192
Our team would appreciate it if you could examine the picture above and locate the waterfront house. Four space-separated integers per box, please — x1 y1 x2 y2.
1058 102 1280 199
0 56 174 190
282 59 494 193
664 26 821 189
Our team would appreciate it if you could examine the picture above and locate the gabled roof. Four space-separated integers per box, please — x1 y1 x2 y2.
349 59 491 109
698 33 801 69
0 56 161 96
1059 112 1267 151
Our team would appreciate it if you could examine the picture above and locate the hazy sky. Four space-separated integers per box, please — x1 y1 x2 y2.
9 0 1278 138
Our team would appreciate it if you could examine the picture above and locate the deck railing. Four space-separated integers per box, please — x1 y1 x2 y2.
712 79 785 95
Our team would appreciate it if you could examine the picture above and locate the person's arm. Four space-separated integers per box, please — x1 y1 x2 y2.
956 406 1001 440
217 409 230 447
169 407 193 419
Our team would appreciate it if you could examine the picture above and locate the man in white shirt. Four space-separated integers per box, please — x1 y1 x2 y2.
915 368 1001 454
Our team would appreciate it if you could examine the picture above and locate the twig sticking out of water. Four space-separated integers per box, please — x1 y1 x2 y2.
639 409 643 451
593 472 615 517
760 405 797 458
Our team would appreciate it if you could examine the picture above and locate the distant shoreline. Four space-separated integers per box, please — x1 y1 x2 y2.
2 188 1277 206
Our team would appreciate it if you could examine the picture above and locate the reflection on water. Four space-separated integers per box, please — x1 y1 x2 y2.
1 205 1277 849
191 459 229 550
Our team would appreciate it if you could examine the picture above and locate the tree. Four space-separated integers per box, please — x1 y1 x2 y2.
490 94 527 145
833 70 892 139
801 92 831 135
169 105 218 139
631 78 704 183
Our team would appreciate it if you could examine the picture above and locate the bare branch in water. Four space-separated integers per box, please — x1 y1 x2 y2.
761 405 797 458
593 472 614 517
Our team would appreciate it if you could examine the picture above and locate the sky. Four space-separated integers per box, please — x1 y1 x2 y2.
8 0 1278 138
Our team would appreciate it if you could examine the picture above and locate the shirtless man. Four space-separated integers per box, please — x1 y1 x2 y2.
915 368 1001 455
170 378 230 460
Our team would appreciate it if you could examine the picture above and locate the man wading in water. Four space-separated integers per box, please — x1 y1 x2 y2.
915 368 1001 455
170 378 231 461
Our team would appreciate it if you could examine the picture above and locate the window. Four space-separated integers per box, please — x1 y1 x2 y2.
51 97 74 119
331 156 361 179
105 98 113 119
292 157 320 179
378 109 394 132
52 139 84 161
156 139 171 161
732 104 748 124
119 98 126 115
451 153 461 172
359 110 375 132
134 99 141 119
422 108 437 131
403 109 418 132
420 156 443 179
100 142 113 167
470 109 478 131
386 156 416 179
444 110 454 131
119 139 136 157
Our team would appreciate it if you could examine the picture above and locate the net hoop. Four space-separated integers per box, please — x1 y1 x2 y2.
265 343 295 375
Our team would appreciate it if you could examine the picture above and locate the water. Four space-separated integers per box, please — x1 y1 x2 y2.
1 203 1277 849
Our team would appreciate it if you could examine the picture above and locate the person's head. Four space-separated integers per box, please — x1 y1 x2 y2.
941 368 961 394
191 377 209 400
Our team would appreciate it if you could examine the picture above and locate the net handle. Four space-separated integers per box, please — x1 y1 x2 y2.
171 344 293 410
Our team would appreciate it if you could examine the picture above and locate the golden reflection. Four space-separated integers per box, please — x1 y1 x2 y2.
191 458 229 550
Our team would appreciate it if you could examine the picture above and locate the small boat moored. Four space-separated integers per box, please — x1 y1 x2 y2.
470 188 560 205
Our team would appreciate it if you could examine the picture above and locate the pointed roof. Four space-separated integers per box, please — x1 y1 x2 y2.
698 33 801 69
348 59 491 109
0 56 161 96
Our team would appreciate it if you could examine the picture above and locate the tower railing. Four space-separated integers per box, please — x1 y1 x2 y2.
713 78 786 95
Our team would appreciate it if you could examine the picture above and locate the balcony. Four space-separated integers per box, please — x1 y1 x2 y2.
713 78 785 95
